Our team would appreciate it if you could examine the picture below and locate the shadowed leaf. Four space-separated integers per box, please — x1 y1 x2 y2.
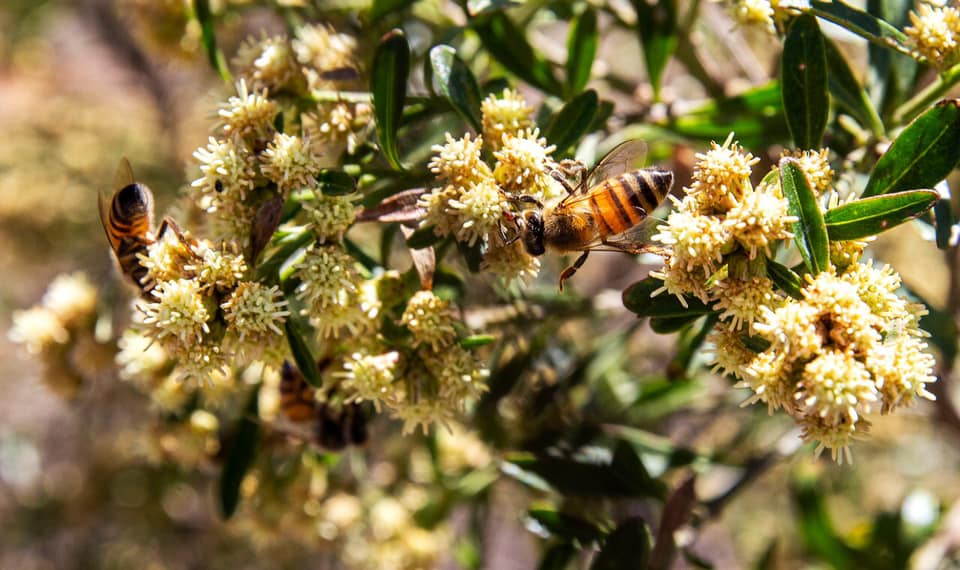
824 189 938 239
545 89 599 156
471 11 563 96
590 517 652 570
429 45 484 131
372 29 410 171
623 277 712 318
218 387 260 519
782 14 828 149
566 7 597 96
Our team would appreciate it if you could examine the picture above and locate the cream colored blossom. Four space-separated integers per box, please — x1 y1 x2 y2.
221 282 289 342
192 136 257 212
797 350 877 425
260 133 323 192
708 323 758 376
730 0 775 33
422 345 489 407
447 179 509 246
233 34 302 93
293 23 358 91
9 307 69 354
737 350 793 412
186 240 247 290
799 412 868 465
649 258 710 306
428 133 493 187
712 276 781 331
905 3 960 68
688 134 759 212
303 193 357 241
867 335 937 412
481 239 542 284
341 351 400 411
653 201 731 271
787 148 833 195
294 245 359 311
41 272 97 327
139 230 196 284
218 80 279 141
481 88 534 149
141 278 211 346
723 185 795 259
116 328 170 385
493 129 562 201
400 291 457 351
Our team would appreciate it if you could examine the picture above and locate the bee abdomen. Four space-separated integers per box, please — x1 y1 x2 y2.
280 362 318 422
627 169 673 213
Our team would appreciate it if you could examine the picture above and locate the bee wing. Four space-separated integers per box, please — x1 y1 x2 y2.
114 157 136 191
585 140 649 189
96 190 117 249
595 216 667 255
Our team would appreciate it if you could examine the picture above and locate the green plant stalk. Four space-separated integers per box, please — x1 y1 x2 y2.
892 62 960 126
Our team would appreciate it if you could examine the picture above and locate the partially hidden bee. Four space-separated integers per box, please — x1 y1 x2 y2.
97 158 182 297
508 140 674 290
278 361 369 451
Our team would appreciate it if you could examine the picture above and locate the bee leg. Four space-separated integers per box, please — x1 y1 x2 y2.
559 159 587 188
155 216 185 241
558 251 590 291
550 170 578 196
503 192 544 209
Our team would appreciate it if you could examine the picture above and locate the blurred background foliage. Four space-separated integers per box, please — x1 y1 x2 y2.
1 0 960 569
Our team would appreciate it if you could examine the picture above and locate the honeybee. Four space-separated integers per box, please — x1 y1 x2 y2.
509 140 674 290
278 361 369 451
97 158 182 296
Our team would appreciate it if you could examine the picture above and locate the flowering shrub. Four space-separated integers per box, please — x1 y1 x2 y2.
8 0 960 567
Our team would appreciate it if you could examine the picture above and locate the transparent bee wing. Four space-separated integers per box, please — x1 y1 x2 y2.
602 215 667 254
585 139 649 190
113 157 135 191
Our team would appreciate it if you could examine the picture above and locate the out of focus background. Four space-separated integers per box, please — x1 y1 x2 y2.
2 1 960 569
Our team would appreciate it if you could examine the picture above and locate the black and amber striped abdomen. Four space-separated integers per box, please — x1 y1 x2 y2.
280 362 318 422
586 169 672 236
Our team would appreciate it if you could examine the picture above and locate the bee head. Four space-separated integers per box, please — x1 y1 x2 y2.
116 183 152 218
521 209 546 256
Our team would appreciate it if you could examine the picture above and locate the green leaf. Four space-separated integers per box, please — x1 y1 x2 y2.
766 259 804 300
457 239 485 272
622 277 712 318
467 0 522 16
372 29 410 171
545 90 599 156
429 45 484 131
539 543 577 570
809 1 908 49
405 225 442 250
284 319 323 388
935 198 953 249
590 517 652 570
316 169 356 196
218 387 260 519
254 230 314 283
461 334 496 348
792 476 858 569
780 158 829 274
631 0 677 99
565 7 597 96
528 509 606 545
650 314 702 334
471 12 563 96
863 100 960 197
740 334 772 353
824 37 884 136
192 0 231 82
824 190 939 239
782 14 829 150
368 0 416 21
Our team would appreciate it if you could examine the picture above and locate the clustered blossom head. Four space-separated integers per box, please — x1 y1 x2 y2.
660 135 938 462
729 0 776 33
905 3 960 69
419 89 563 283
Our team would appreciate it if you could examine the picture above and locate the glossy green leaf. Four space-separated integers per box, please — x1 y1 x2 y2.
193 0 231 82
782 15 829 150
405 225 442 250
316 169 357 196
254 230 314 283
285 319 322 388
372 29 410 171
545 89 599 156
590 517 652 570
824 190 938 239
809 1 908 49
866 0 917 117
565 7 597 96
863 100 960 197
343 237 381 272
740 334 772 353
622 277 712 318
467 0 522 16
368 0 416 20
935 198 953 249
218 388 260 519
471 12 563 96
780 158 829 274
766 259 804 300
528 509 606 545
650 314 702 334
461 334 496 348
631 0 677 99
824 37 883 136
429 45 483 131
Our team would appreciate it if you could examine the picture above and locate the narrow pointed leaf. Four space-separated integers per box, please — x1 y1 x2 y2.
285 319 323 388
369 0 416 21
316 169 357 195
824 189 939 239
935 198 953 249
528 509 606 545
809 0 908 49
565 7 597 96
218 387 260 519
650 314 701 334
545 89 599 156
824 37 883 136
863 99 960 197
631 0 677 99
372 29 410 171
461 334 496 348
623 277 712 318
405 225 443 249
193 0 231 82
780 158 829 273
400 225 436 289
471 12 563 96
767 259 804 300
590 517 652 570
782 15 829 150
429 45 483 131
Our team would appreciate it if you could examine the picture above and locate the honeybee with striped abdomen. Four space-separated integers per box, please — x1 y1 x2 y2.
509 140 674 290
98 158 183 297
278 361 369 451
